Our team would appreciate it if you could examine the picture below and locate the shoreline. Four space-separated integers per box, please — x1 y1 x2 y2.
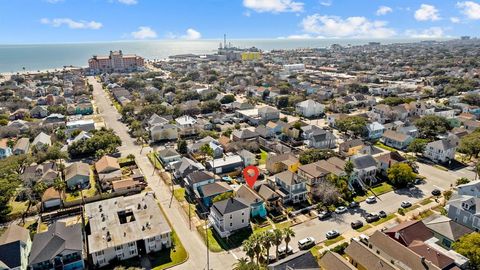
0 66 87 77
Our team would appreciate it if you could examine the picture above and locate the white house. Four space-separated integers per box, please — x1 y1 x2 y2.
209 197 250 238
296 99 325 117
0 224 31 270
150 124 178 142
424 136 458 164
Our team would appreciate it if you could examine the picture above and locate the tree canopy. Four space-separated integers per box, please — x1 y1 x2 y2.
387 163 416 188
68 128 121 158
453 232 480 269
458 129 480 159
299 149 337 165
335 116 367 136
414 115 452 139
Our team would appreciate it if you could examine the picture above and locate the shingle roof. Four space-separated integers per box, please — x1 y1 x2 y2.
199 182 233 197
382 130 410 142
65 162 90 181
95 155 120 173
0 242 23 269
186 171 214 185
320 251 356 270
212 197 249 215
235 185 263 205
267 250 320 270
351 155 378 169
345 239 397 270
29 222 83 265
384 220 433 246
0 224 30 245
408 240 455 269
424 215 473 241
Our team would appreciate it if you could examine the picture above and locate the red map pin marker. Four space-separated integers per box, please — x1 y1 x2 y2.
243 165 260 188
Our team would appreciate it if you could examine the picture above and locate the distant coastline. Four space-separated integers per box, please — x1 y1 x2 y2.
0 38 452 74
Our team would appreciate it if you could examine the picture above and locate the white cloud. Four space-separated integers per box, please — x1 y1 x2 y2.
40 18 102 29
181 28 202 40
406 27 445 38
131 26 157 39
320 0 332 7
243 0 304 13
457 1 480 20
414 4 440 21
450 17 461 23
301 14 396 38
117 0 138 5
376 6 393 16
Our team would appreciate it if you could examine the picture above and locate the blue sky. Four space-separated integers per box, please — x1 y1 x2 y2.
0 0 479 43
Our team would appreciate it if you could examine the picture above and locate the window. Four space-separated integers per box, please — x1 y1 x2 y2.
129 249 136 256
230 215 233 219
242 212 244 216
230 223 233 227
463 216 468 224
241 219 244 223
128 242 135 247
115 245 122 251
96 251 104 256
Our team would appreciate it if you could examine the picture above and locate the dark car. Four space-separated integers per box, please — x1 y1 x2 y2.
318 211 332 220
432 189 441 196
366 213 380 223
349 201 360 208
378 210 387 218
351 220 363 229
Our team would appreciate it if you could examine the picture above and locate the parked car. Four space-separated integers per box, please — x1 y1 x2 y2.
401 201 412 208
414 178 424 185
278 245 293 257
298 237 315 250
318 211 332 220
351 220 363 229
431 189 441 196
366 213 380 223
326 230 340 239
378 210 387 218
366 196 377 204
335 206 347 214
348 201 359 208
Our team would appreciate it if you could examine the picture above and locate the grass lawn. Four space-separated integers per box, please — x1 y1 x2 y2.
173 188 186 203
404 204 420 213
310 245 322 259
323 236 345 246
374 142 397 152
371 213 396 226
197 225 252 252
420 198 433 206
275 220 292 230
432 204 447 213
151 231 188 270
417 210 434 219
254 224 272 233
356 224 372 232
7 199 29 217
196 226 225 252
354 182 394 202
148 153 163 170
259 150 268 165
65 168 98 202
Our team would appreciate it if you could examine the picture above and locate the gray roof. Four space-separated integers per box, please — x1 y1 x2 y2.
275 170 301 186
0 224 30 245
13 138 30 152
65 162 89 181
0 242 22 269
158 148 180 158
186 171 214 185
32 132 51 146
352 155 378 169
268 250 320 270
212 197 249 215
198 182 232 197
232 129 259 139
424 215 473 241
427 138 458 151
29 222 83 265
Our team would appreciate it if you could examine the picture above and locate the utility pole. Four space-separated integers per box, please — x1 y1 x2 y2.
206 218 210 270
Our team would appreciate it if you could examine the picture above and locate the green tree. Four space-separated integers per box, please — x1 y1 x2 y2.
220 94 235 104
126 154 136 161
200 143 214 159
387 163 416 188
299 149 337 164
282 227 295 255
453 232 480 269
177 139 187 154
335 116 367 136
261 231 274 264
272 229 284 260
276 96 289 108
457 129 480 159
242 238 256 263
456 177 471 186
414 115 452 139
232 258 251 270
53 178 66 193
407 138 430 155
212 192 234 203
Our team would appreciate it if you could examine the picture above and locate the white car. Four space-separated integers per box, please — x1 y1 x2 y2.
326 230 340 239
366 196 377 204
298 237 315 250
278 245 293 257
335 206 347 214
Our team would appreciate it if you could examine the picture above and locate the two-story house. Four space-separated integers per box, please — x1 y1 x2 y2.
209 197 251 238
350 154 379 187
365 122 385 140
29 222 84 270
271 170 307 204
184 171 215 197
265 153 299 175
235 184 267 218
295 99 324 117
297 157 346 196
424 136 458 164
446 180 480 231
381 130 413 150
0 224 31 270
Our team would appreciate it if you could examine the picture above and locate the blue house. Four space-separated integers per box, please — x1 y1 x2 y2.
366 121 385 140
185 171 215 197
0 139 12 159
235 185 267 218
196 181 233 208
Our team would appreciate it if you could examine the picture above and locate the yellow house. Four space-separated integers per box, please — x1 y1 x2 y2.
241 52 262 61
266 153 299 174
339 139 365 157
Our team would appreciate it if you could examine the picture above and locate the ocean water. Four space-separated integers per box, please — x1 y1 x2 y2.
0 38 443 73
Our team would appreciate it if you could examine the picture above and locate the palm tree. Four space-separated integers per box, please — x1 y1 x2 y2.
282 227 295 253
272 229 284 261
242 238 255 263
344 160 354 178
126 153 135 161
262 231 274 264
232 258 250 270
252 234 263 265
53 177 66 194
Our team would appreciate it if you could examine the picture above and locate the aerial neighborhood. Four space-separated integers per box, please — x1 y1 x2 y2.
0 38 480 270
